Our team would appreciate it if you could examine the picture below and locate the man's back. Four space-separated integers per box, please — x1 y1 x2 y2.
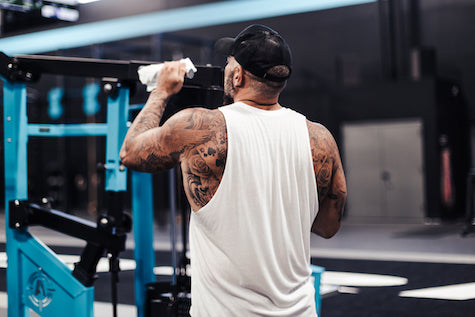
189 102 318 316
120 32 346 315
164 104 344 219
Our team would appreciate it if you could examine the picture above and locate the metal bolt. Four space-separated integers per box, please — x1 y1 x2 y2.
104 83 113 92
25 72 32 80
119 164 126 171
7 63 13 69
42 197 48 204
7 117 11 121
100 217 109 225
7 138 11 143
14 200 20 206
15 222 20 228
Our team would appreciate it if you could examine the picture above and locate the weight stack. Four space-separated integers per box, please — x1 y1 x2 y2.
146 282 191 317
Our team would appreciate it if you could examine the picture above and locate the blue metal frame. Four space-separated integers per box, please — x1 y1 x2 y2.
311 264 325 316
131 172 156 317
3 76 130 316
3 76 325 317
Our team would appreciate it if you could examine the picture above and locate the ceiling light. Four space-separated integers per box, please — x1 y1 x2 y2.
78 0 101 4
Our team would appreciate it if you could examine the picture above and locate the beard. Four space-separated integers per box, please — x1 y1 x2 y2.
223 70 235 105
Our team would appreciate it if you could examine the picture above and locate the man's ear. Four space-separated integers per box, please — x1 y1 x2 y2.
233 65 244 87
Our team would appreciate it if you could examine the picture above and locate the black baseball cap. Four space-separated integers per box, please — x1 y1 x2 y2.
214 24 292 82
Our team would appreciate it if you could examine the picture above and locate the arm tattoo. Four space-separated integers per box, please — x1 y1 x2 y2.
179 109 227 209
128 91 169 137
308 122 347 222
123 90 227 208
121 91 170 164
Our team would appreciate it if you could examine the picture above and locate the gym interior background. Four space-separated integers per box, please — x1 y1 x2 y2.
1 0 475 316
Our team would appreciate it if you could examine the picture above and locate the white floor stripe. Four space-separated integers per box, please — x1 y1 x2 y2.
399 282 475 301
3 252 473 303
322 271 408 287
4 247 474 271
311 248 475 264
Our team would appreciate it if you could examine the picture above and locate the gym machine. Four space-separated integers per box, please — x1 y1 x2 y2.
1 52 223 317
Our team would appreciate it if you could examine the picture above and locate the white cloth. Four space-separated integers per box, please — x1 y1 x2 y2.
137 58 197 92
189 102 319 317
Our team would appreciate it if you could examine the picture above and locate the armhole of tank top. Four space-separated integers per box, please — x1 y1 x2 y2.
192 107 231 215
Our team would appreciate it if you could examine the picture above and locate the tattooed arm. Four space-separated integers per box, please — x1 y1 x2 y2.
307 121 347 238
120 61 188 172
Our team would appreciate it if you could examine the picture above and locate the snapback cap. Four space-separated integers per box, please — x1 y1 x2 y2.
214 24 292 82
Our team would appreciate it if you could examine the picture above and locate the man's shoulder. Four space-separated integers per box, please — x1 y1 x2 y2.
306 120 331 138
306 120 339 158
177 106 223 119
168 107 224 128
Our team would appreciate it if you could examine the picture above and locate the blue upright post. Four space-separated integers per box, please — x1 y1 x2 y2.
3 77 95 317
4 79 29 317
311 264 325 316
131 171 156 317
105 87 129 192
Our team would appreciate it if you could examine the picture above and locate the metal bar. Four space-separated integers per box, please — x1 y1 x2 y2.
131 171 156 317
27 123 108 137
311 265 325 316
0 0 377 55
3 78 94 316
104 87 129 192
9 201 127 251
2 51 221 83
0 51 148 81
14 54 134 79
3 78 29 317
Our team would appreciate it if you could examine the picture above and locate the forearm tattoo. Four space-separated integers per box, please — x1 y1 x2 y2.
129 91 169 138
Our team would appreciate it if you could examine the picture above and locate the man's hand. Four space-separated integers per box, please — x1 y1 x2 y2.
155 61 187 97
120 60 187 171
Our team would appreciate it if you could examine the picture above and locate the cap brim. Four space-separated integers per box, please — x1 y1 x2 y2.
214 37 235 55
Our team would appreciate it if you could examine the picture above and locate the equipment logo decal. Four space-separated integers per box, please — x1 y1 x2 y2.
26 271 55 311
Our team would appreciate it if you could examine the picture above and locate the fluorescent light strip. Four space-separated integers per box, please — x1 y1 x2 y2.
48 0 79 5
0 0 376 55
78 0 101 4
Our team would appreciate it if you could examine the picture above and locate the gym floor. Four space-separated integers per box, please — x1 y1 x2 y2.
1 214 475 316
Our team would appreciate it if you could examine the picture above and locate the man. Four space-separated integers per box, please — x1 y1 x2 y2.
120 24 346 317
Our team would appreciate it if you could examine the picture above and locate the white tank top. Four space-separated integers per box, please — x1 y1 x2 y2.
189 102 319 317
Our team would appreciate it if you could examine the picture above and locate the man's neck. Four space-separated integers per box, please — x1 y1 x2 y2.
234 93 281 111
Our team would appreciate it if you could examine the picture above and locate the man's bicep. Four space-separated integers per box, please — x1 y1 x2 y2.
121 124 183 172
122 108 211 172
308 121 347 237
322 129 347 207
307 121 339 200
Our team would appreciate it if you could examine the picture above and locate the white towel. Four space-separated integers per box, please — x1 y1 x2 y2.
137 58 197 92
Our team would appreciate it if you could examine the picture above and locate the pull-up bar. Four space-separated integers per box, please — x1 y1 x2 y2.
0 51 223 88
